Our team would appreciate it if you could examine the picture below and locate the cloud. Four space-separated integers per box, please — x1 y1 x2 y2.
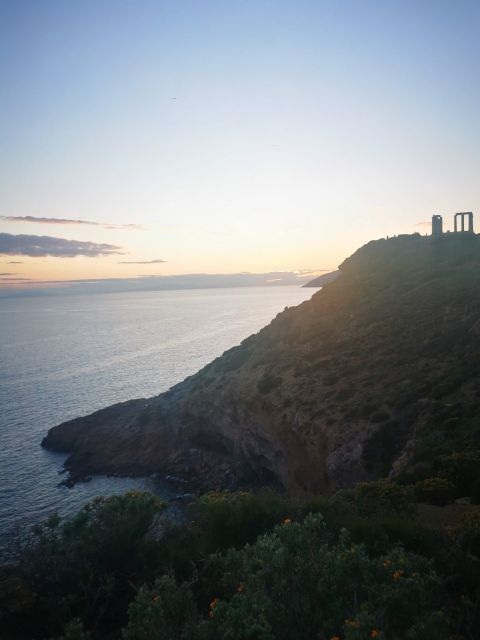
415 221 431 228
103 224 145 230
0 272 17 275
118 259 166 264
0 277 32 281
0 233 124 257
0 216 144 230
6 261 24 264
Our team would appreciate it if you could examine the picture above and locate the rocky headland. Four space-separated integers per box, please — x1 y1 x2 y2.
42 233 480 494
302 270 339 287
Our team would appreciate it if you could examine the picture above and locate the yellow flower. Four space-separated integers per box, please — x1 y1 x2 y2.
330 636 341 640
345 619 360 628
393 569 404 580
282 517 292 525
209 597 219 610
237 582 245 593
371 630 381 638
383 559 392 567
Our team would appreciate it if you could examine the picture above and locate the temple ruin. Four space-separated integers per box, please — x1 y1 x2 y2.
454 212 474 233
431 215 443 237
431 212 474 236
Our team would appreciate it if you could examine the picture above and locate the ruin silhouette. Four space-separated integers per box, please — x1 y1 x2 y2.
431 215 443 237
454 212 474 233
431 212 474 236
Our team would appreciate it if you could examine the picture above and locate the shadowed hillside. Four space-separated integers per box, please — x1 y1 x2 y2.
43 233 480 494
302 270 339 287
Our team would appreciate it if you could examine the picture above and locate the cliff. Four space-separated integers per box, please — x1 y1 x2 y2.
42 233 480 493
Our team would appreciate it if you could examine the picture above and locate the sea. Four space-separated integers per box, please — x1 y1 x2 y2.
0 286 313 553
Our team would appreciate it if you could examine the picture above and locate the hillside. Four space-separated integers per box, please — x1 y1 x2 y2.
302 270 339 287
43 233 480 494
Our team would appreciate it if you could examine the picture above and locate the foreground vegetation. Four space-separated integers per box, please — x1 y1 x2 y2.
1 481 479 640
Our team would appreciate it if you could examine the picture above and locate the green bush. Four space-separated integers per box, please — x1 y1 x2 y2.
433 451 480 495
257 372 283 394
195 490 290 551
6 488 477 640
206 514 449 640
301 493 346 519
119 514 450 640
50 619 92 640
345 516 448 560
453 510 480 558
122 575 199 640
338 480 415 518
302 494 446 559
415 477 456 506
21 491 165 638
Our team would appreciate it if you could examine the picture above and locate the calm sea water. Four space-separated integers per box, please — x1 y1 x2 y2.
0 286 312 550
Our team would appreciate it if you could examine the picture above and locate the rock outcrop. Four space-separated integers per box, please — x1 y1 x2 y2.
43 233 480 494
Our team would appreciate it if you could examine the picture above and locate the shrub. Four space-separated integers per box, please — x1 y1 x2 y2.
51 619 92 640
323 372 339 386
345 516 448 560
257 372 282 394
195 490 290 551
121 575 199 640
220 345 250 372
207 514 450 640
302 496 446 559
453 510 480 557
5 489 473 640
371 410 390 423
338 480 415 518
433 451 480 495
301 492 355 528
415 477 456 506
21 491 165 638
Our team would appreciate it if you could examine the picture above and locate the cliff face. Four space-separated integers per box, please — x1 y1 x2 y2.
43 233 480 493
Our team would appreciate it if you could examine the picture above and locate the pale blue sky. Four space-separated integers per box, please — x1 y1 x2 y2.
1 0 479 283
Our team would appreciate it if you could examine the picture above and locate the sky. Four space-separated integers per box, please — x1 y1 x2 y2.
1 0 480 291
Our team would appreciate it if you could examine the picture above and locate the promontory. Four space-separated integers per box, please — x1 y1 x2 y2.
42 233 480 494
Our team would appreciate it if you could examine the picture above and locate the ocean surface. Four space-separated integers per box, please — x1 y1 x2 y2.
0 286 313 552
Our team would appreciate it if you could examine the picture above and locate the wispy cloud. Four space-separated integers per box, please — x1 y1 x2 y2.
415 221 431 228
0 272 17 276
0 277 32 281
118 259 166 264
0 233 124 257
103 224 145 230
6 261 24 264
0 216 145 230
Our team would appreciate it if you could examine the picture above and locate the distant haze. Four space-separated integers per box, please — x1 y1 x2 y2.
0 271 315 298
